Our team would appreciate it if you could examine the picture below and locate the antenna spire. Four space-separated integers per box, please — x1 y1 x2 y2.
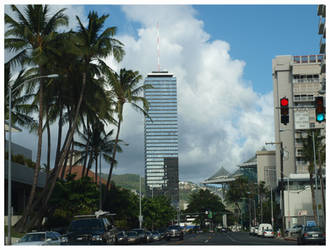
157 22 160 72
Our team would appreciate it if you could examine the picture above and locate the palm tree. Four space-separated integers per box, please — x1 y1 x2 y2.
23 11 125 231
301 129 325 224
5 4 68 231
105 68 152 190
5 62 37 129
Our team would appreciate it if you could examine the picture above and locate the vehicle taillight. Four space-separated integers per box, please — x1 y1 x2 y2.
304 233 308 237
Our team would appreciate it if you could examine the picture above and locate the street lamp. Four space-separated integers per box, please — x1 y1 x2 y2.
6 73 58 245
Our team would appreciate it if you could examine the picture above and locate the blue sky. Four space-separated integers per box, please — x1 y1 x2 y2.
84 4 320 95
5 4 322 183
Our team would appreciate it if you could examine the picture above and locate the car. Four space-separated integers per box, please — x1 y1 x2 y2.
257 223 273 237
61 211 118 245
165 225 184 241
158 228 167 239
115 231 128 244
221 227 229 233
152 231 161 241
126 231 139 244
297 226 325 245
249 226 255 235
145 231 153 242
131 228 147 243
15 231 61 245
263 229 274 238
286 224 303 236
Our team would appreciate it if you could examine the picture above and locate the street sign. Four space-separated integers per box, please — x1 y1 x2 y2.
295 111 310 129
298 210 308 216
306 221 316 227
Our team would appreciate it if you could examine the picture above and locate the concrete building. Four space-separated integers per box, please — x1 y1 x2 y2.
143 70 179 206
256 150 276 189
4 141 47 225
272 54 325 179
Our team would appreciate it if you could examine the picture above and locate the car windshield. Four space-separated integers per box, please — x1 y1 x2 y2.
69 219 104 231
305 226 321 232
20 233 46 242
127 231 137 236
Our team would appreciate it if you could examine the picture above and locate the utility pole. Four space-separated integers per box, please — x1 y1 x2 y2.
266 141 285 236
139 176 142 229
312 130 320 226
99 152 102 210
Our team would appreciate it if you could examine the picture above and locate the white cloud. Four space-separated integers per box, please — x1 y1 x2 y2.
106 5 275 183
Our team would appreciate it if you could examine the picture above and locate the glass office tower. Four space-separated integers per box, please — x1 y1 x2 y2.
144 71 179 205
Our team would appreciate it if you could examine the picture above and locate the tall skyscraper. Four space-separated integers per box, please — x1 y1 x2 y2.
143 71 179 206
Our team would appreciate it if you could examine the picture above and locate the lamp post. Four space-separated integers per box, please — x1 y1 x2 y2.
6 74 58 245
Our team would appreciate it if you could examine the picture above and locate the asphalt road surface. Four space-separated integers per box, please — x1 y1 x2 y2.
149 232 297 245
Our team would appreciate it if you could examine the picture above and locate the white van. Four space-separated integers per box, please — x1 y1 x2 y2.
257 223 273 237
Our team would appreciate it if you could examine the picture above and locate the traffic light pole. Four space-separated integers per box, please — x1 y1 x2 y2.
280 142 285 236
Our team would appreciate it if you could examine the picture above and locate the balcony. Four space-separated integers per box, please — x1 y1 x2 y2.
319 17 325 35
317 5 326 18
320 37 325 54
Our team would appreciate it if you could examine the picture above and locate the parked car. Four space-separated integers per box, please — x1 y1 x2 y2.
158 228 167 239
126 231 139 244
249 227 255 235
15 231 61 245
297 226 325 245
61 211 117 245
286 224 303 236
263 229 274 238
165 225 184 241
152 231 161 241
257 223 273 237
115 231 127 244
145 231 153 242
221 227 229 233
131 228 147 244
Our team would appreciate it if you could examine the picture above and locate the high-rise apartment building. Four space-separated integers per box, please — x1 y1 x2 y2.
143 71 179 206
272 54 325 181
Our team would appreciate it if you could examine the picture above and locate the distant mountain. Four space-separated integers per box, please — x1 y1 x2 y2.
101 173 145 193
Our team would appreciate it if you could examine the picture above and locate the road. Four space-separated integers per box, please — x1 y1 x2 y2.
149 232 297 245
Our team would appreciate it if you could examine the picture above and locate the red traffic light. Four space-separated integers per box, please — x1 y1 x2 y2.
280 98 289 106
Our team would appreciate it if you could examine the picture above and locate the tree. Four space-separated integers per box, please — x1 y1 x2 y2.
225 176 250 225
301 129 325 224
142 196 176 230
102 183 139 230
186 189 227 229
45 174 99 230
5 4 69 232
105 68 152 190
5 62 37 129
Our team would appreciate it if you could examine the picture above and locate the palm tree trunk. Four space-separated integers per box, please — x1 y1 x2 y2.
16 71 87 233
82 117 90 177
106 116 122 190
68 137 74 175
60 108 72 178
86 154 93 178
309 172 318 224
21 73 45 230
95 154 98 183
46 112 51 179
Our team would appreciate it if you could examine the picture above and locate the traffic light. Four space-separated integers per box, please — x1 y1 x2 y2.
315 96 325 123
280 97 289 125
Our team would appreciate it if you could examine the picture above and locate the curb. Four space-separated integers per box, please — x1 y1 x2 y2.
284 237 297 241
